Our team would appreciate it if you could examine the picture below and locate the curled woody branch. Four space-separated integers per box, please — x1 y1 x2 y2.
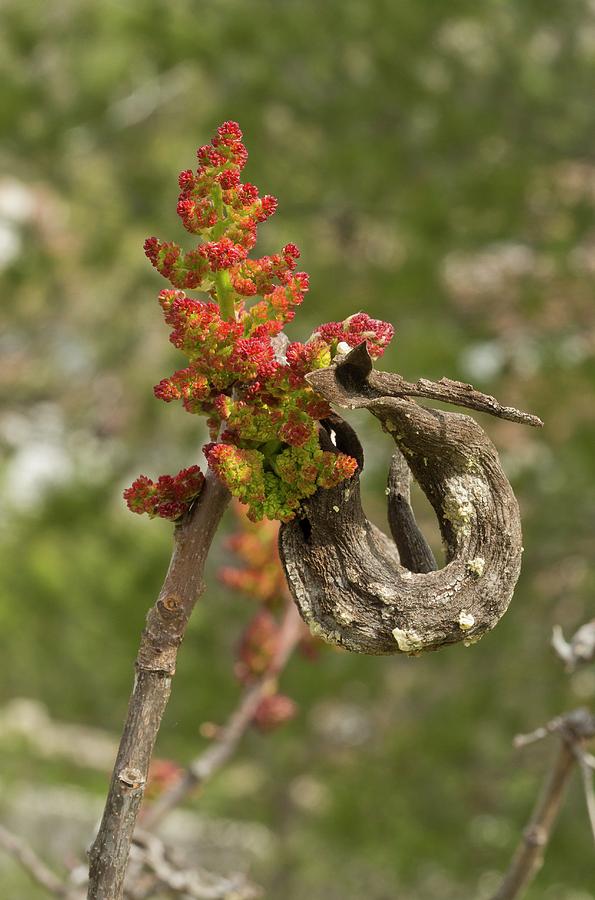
280 344 542 655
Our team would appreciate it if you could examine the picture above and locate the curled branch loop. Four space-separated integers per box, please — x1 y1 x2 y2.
279 345 538 655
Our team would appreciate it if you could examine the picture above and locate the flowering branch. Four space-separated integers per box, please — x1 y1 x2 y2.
128 121 393 526
90 120 390 899
88 119 534 897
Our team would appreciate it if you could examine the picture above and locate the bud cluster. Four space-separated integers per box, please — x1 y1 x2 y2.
123 466 204 520
221 504 299 733
125 122 394 521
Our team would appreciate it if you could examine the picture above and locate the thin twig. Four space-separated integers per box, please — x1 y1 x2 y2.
143 598 304 829
490 740 576 900
367 370 544 428
0 824 69 897
307 343 543 427
129 830 259 899
513 708 595 749
552 620 595 671
575 747 595 846
88 472 230 900
513 717 566 749
491 709 595 900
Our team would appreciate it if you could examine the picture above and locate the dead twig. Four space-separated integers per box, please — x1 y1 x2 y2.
282 346 527 655
129 830 259 899
552 620 595 671
491 708 595 900
310 343 543 427
575 746 595 846
0 824 70 897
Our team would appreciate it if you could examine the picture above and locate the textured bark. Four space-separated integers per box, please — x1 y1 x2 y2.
87 472 230 900
386 448 437 574
280 345 539 655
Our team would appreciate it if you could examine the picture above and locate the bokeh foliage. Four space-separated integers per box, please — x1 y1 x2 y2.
1 0 594 897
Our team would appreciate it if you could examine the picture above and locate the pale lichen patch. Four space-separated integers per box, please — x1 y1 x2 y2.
466 557 485 578
465 456 481 474
458 610 475 630
443 474 489 537
333 605 354 625
369 583 398 603
308 619 342 645
392 626 426 653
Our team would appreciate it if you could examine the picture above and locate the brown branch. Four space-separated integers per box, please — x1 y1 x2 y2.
310 343 543 427
491 709 595 900
0 824 70 897
366 371 543 427
142 598 304 830
575 746 595 846
491 741 576 900
386 447 437 574
87 472 230 900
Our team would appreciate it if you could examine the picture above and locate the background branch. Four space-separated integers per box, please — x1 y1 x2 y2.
491 708 595 900
142 598 304 830
129 830 258 899
0 824 70 898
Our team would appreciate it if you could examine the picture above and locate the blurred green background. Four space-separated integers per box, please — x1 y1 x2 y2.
1 0 594 897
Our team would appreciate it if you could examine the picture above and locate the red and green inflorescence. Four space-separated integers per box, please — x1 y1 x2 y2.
125 121 394 522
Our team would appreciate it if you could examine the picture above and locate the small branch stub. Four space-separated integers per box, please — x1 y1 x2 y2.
118 767 146 791
280 345 538 656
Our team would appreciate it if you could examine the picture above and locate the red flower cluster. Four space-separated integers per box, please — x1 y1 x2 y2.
123 466 204 520
312 312 395 358
145 758 184 799
144 122 280 291
219 503 287 606
217 503 300 733
126 122 395 522
234 607 298 732
253 694 297 732
235 609 281 683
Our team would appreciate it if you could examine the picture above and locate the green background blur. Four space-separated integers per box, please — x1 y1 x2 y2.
1 1 594 897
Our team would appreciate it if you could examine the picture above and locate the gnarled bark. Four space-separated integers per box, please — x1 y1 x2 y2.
280 345 541 655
